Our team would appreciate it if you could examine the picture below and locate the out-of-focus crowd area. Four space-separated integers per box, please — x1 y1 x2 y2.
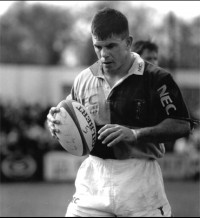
0 101 60 157
0 101 63 182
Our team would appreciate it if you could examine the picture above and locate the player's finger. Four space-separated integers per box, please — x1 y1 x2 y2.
51 127 60 134
98 124 114 134
47 113 60 124
98 125 119 140
50 128 60 140
49 107 60 114
102 129 122 144
107 135 122 147
52 132 59 140
47 121 60 136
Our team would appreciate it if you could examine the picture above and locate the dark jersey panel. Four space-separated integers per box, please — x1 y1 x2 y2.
143 62 190 126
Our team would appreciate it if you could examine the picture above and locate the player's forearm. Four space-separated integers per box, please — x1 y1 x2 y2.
135 118 191 144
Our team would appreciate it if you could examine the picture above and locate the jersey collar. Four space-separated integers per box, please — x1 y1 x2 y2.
90 52 145 78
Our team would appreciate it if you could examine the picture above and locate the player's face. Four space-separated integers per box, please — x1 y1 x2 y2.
141 49 158 65
92 34 132 74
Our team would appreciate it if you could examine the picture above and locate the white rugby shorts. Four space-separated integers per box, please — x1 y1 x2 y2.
66 155 171 217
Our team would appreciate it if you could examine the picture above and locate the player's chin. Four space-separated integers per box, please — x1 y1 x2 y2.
102 62 116 70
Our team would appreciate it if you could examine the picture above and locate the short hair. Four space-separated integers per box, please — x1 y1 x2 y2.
133 40 158 55
91 7 129 40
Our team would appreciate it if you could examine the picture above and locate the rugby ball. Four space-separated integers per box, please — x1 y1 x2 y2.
54 100 96 156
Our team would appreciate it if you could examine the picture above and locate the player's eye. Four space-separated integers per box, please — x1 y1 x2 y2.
106 44 115 49
94 45 102 50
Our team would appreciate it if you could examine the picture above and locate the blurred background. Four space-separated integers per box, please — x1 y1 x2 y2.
0 1 199 217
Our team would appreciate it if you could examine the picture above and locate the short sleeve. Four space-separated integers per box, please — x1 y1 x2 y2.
66 73 81 102
66 93 72 100
155 73 190 121
67 85 77 101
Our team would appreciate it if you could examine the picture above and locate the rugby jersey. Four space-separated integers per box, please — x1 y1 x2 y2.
67 53 190 159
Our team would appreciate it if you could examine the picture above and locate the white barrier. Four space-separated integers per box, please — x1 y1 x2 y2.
43 151 200 182
158 153 200 179
43 151 86 182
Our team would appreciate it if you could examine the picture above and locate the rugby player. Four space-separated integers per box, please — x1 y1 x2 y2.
47 8 192 217
133 40 159 65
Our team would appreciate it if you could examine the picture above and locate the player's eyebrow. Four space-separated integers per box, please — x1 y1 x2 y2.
94 42 118 50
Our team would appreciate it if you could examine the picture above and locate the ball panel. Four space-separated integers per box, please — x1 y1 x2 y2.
57 100 79 127
72 101 96 152
63 100 89 155
55 107 84 156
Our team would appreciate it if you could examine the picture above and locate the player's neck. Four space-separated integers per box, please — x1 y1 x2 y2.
103 55 134 88
103 55 134 79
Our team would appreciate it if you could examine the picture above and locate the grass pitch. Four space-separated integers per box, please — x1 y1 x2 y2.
0 180 199 217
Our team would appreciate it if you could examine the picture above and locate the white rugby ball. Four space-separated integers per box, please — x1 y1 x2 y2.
54 100 96 156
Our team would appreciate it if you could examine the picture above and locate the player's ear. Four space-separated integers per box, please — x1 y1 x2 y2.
126 36 133 50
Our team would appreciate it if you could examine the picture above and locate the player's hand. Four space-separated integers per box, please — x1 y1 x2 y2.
98 124 137 147
47 107 61 139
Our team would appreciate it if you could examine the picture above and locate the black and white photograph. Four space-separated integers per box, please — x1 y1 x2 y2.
0 1 199 217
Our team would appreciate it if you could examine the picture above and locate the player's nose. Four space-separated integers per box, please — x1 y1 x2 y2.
100 47 109 59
